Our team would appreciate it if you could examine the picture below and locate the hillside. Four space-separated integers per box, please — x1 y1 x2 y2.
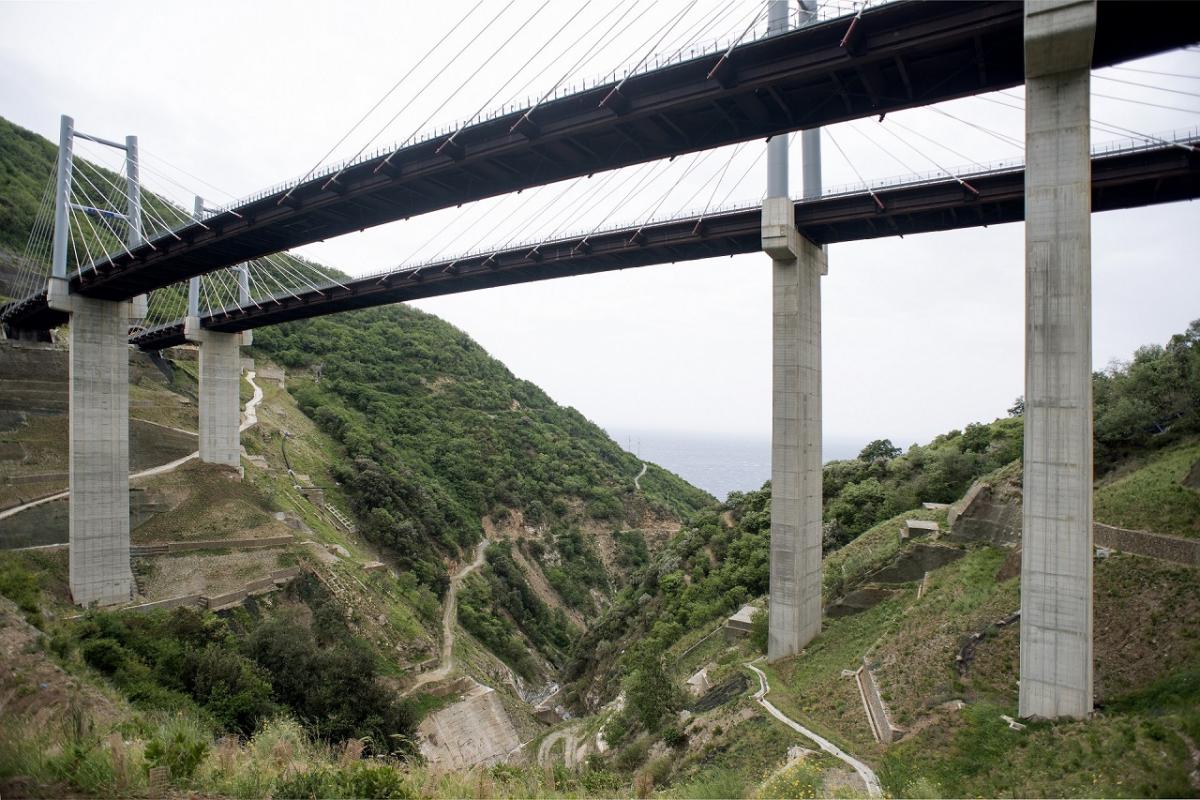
1 110 1199 798
0 113 720 795
538 321 1200 798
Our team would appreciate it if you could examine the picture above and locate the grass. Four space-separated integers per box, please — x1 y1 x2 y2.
1094 439 1200 538
881 682 1199 799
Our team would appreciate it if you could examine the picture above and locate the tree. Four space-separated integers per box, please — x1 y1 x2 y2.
858 439 901 462
625 643 678 732
1007 396 1025 417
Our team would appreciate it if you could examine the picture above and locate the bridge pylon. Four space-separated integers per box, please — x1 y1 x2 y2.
1018 0 1097 720
46 114 138 606
765 0 825 662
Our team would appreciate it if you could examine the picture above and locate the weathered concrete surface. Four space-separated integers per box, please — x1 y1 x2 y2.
901 519 939 540
948 474 1023 547
1093 523 1200 567
62 292 134 606
855 661 897 744
417 682 521 771
187 321 243 468
1020 0 1096 720
765 196 825 661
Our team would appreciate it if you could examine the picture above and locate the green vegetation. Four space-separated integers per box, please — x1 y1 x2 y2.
253 306 712 601
0 117 54 257
1095 438 1200 537
822 420 1021 546
50 576 418 755
1094 320 1200 473
458 544 574 680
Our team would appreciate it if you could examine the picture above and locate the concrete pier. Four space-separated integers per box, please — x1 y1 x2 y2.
764 197 826 660
48 279 134 606
1019 0 1096 719
186 318 247 468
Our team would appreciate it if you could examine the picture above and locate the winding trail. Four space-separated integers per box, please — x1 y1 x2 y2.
0 371 265 524
745 661 882 798
634 462 647 491
537 722 584 768
407 538 488 694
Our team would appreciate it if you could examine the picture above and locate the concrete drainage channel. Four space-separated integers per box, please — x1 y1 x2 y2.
745 660 883 797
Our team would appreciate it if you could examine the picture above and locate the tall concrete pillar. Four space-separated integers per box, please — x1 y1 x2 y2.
48 280 135 606
1019 0 1096 720
764 197 826 660
186 319 247 468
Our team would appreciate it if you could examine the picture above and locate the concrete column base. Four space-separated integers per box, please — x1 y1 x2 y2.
48 278 134 606
185 318 247 468
764 197 825 661
1019 0 1096 720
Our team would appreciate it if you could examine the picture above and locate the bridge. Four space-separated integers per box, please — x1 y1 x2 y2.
2 0 1197 723
0 0 1194 317
126 136 1199 350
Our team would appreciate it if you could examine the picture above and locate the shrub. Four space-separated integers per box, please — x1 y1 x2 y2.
750 607 768 654
80 638 129 674
661 725 688 749
337 762 413 799
145 716 210 784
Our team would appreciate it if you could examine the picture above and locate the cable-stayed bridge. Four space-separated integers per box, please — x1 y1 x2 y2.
0 0 1194 320
1 0 1196 723
125 133 1199 350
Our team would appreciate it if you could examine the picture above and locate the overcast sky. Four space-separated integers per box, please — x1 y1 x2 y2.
2 1 1197 449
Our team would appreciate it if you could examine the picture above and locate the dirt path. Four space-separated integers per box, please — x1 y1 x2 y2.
537 722 585 768
634 462 647 491
407 538 488 693
745 661 882 798
1 371 265 524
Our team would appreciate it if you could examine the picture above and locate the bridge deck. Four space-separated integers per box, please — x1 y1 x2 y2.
48 0 1198 302
124 140 1199 351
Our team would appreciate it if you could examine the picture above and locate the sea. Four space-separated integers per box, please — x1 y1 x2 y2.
606 427 864 502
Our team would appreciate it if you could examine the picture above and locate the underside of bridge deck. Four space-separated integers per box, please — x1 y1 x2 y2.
47 0 1197 303
117 140 1198 351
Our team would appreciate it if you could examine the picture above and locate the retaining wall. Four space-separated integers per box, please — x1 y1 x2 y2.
1094 523 1200 566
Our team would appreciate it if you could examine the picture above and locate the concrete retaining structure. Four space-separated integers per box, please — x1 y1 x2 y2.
1093 523 1200 567
130 534 294 557
418 682 521 771
855 661 897 744
200 568 300 610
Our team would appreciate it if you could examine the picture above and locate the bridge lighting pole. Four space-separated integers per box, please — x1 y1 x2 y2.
46 114 135 606
1019 0 1096 720
126 136 147 323
764 0 826 661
